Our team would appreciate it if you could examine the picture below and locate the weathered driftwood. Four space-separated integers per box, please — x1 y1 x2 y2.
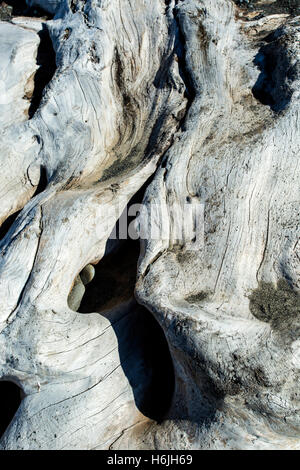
0 0 299 449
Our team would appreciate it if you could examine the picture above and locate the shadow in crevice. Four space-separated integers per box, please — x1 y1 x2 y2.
77 241 175 421
3 1 53 19
0 210 22 243
76 175 155 313
234 0 300 17
172 6 196 126
28 24 56 119
252 30 297 112
109 301 175 422
72 181 175 421
79 240 139 314
0 165 48 243
77 237 175 422
0 380 22 439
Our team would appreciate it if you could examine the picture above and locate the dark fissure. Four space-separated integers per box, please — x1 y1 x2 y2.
234 0 300 18
173 5 196 127
69 188 175 422
77 237 175 422
0 166 48 243
28 25 56 119
0 210 21 243
0 381 22 438
3 1 53 19
252 30 296 112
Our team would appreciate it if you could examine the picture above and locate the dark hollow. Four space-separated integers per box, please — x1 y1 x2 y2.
78 239 175 421
79 240 139 313
252 31 296 112
113 303 175 422
0 381 22 438
77 191 175 421
28 25 56 119
0 166 48 244
4 1 53 19
0 210 21 242
234 0 300 17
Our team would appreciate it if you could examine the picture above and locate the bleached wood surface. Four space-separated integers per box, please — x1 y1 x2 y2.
0 0 299 449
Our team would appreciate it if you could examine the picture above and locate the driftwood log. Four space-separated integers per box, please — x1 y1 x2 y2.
0 0 299 449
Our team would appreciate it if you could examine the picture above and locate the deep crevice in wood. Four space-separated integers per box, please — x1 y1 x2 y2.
67 180 175 422
0 166 48 243
234 0 300 17
0 380 22 439
28 25 56 119
252 30 296 112
173 6 196 127
3 0 53 19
